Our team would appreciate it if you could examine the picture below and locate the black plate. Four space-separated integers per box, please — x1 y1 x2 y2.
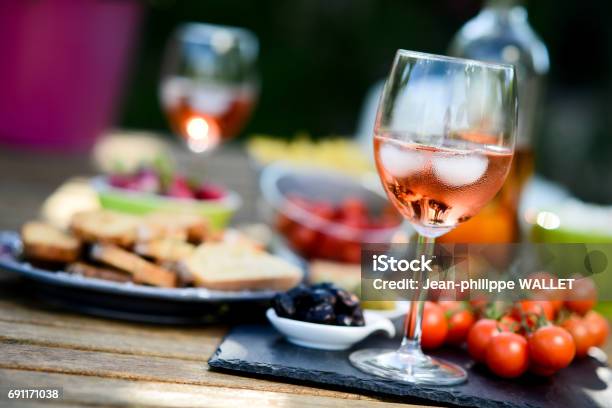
0 231 303 324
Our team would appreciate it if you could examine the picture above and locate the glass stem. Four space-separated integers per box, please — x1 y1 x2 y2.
398 233 434 355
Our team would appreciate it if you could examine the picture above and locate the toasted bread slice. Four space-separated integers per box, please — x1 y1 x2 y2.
134 239 195 263
68 262 132 283
139 212 208 243
90 244 177 288
70 210 140 247
137 223 188 242
183 243 302 291
209 228 265 251
159 261 195 287
21 221 81 263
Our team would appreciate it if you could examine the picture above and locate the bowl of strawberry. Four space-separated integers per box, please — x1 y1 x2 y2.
259 164 402 263
93 167 241 230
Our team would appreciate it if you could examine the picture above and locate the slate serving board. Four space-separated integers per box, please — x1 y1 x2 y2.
208 324 612 408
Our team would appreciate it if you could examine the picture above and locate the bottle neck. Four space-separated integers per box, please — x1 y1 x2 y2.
485 0 522 8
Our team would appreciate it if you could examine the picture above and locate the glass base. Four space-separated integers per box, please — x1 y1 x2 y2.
349 348 467 386
412 224 453 239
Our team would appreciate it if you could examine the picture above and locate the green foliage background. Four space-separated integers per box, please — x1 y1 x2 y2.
119 0 612 203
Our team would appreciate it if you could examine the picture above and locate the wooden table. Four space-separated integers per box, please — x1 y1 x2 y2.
0 144 424 407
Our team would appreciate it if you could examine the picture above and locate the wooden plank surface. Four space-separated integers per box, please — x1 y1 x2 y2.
0 145 428 407
0 287 421 406
0 320 217 362
0 369 417 408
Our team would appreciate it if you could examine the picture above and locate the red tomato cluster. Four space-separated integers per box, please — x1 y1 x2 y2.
421 294 609 379
276 196 400 263
561 311 610 358
421 301 477 351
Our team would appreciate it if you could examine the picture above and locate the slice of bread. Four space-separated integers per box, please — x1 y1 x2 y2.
209 228 265 251
182 243 302 291
139 212 208 244
159 261 195 287
21 221 81 263
68 262 132 283
90 244 177 288
134 239 195 263
70 210 140 247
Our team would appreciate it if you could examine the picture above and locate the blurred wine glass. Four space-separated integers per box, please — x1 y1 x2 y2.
160 23 259 153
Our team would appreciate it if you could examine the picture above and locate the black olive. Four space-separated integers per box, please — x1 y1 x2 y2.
351 307 365 326
310 288 336 306
335 314 354 326
335 289 360 312
287 283 309 299
273 293 295 318
311 282 336 290
287 284 313 310
304 303 335 324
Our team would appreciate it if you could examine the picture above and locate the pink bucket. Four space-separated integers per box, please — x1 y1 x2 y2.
0 0 143 152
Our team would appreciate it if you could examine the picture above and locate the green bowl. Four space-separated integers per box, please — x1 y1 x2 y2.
532 224 612 243
92 177 241 231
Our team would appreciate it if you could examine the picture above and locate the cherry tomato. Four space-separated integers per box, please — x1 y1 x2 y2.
486 332 529 378
512 300 554 322
421 301 448 350
499 314 521 333
527 271 563 314
289 226 318 257
446 309 476 345
469 299 488 314
529 363 557 377
311 203 336 221
341 241 362 264
378 213 401 228
316 234 342 261
528 326 575 371
467 319 500 363
550 300 564 315
342 214 370 230
340 198 368 219
469 299 487 307
561 316 594 358
276 213 295 235
565 300 596 316
584 311 610 347
438 300 463 314
564 276 597 315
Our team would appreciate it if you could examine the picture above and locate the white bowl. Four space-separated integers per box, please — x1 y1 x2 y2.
266 308 396 350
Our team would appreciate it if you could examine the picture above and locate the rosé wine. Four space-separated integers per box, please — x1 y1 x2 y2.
374 134 512 237
161 78 255 152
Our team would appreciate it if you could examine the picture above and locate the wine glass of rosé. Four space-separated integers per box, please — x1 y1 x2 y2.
159 23 259 153
349 50 517 385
